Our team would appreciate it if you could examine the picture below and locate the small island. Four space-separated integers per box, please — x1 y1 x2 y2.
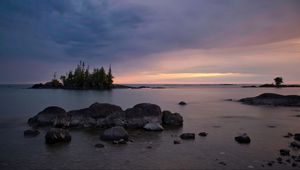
242 77 300 88
31 61 123 90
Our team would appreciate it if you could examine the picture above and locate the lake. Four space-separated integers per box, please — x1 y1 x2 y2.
0 85 300 169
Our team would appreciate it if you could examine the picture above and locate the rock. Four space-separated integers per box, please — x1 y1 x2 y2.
277 157 282 162
218 162 226 166
173 140 181 144
94 143 105 148
180 133 195 140
143 123 164 131
24 129 40 137
292 163 298 167
103 111 126 127
294 133 300 141
88 103 123 119
100 126 129 141
283 133 294 138
239 93 300 107
198 132 208 137
125 103 162 128
162 111 183 126
290 141 300 149
178 101 187 105
28 106 69 127
45 128 71 145
234 134 251 144
113 139 127 144
279 149 290 156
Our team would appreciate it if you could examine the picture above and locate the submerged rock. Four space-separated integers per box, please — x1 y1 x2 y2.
45 128 71 145
283 133 294 138
235 134 251 144
239 93 300 107
143 123 164 131
180 133 195 140
100 126 129 141
162 111 183 126
24 129 40 137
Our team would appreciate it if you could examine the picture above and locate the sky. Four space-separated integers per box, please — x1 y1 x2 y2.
0 0 300 84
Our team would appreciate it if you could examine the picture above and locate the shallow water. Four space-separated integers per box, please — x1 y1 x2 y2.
0 85 300 169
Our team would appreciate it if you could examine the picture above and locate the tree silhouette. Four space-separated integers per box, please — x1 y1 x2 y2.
274 77 283 87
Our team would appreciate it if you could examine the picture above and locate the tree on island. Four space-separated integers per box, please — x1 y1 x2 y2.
274 77 283 87
32 61 114 90
59 61 114 90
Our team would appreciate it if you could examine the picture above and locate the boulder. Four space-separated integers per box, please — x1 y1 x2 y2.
28 106 69 127
294 133 300 141
94 143 105 148
290 141 300 149
180 133 195 140
102 111 126 127
198 132 208 137
100 126 129 141
45 128 71 145
173 140 181 144
143 123 164 131
239 93 300 107
24 129 40 137
125 103 162 128
88 103 123 119
162 111 183 126
178 101 187 105
235 134 251 144
279 149 290 156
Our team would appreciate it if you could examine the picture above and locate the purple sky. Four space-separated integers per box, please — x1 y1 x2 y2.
1 0 300 84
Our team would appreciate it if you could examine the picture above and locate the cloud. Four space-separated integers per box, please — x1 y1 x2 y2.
0 0 300 83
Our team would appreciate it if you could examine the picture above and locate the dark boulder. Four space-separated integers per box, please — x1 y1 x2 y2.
162 111 183 126
125 103 162 128
178 101 187 105
235 134 251 144
94 143 105 148
198 132 208 137
180 133 195 140
45 128 71 145
24 129 40 137
88 103 123 119
294 133 300 141
28 106 69 127
100 126 129 141
239 93 300 107
290 141 300 149
279 149 290 156
173 140 181 144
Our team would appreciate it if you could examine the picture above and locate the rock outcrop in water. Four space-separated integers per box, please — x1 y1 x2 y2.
45 128 71 144
239 93 300 107
27 103 183 130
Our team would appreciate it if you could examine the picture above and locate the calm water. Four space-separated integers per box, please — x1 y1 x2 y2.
0 85 300 169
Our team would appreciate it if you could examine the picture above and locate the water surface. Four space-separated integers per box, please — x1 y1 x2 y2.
0 85 300 169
